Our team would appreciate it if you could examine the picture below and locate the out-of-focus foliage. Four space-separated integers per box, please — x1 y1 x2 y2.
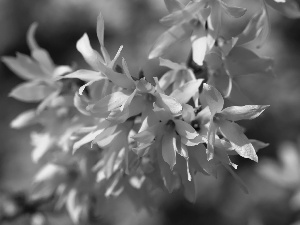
1 0 300 225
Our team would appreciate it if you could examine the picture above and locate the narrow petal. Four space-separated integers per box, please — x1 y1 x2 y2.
219 105 269 121
2 54 49 81
155 93 182 116
191 25 207 66
170 79 203 104
220 1 247 18
97 12 105 46
76 33 104 70
265 0 300 18
164 0 184 13
162 132 177 170
10 110 36 129
206 121 217 160
9 81 56 102
159 58 183 71
181 134 206 146
97 59 135 89
174 120 198 139
218 120 258 162
61 69 104 82
236 11 266 46
149 23 193 59
202 83 224 115
27 23 55 73
89 91 131 113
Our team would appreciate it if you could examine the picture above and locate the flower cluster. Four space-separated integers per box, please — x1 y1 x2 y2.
3 0 300 223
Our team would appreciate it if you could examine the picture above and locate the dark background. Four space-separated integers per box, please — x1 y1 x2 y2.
1 0 300 224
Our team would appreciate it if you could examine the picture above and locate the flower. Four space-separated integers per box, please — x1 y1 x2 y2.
202 83 269 161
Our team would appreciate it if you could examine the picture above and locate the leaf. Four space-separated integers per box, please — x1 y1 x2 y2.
2 53 49 81
61 69 104 82
164 0 184 13
155 93 183 116
162 132 177 170
219 105 269 121
218 120 258 162
9 82 56 102
202 83 224 115
76 33 104 70
170 79 203 104
174 120 199 139
10 109 36 129
220 0 247 18
149 23 193 59
97 12 105 46
264 0 300 18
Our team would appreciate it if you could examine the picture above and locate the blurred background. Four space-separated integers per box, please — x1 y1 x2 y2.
1 0 300 224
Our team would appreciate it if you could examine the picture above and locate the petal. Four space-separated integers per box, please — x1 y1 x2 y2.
236 11 266 46
220 1 247 18
97 59 135 89
222 163 249 194
162 132 177 170
174 120 198 139
92 125 118 146
10 109 36 129
202 83 224 115
191 25 207 67
265 0 300 18
76 33 104 70
217 120 258 162
207 121 217 160
2 53 49 80
132 124 160 143
182 103 194 122
27 23 55 74
155 93 182 116
61 69 104 82
226 47 273 77
148 23 193 59
9 81 56 102
158 71 176 91
74 92 91 116
97 12 105 46
188 144 213 175
181 134 206 146
89 91 131 113
170 79 203 104
159 58 183 71
219 105 269 121
164 0 184 13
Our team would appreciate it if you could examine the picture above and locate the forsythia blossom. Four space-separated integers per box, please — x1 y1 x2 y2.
3 0 300 223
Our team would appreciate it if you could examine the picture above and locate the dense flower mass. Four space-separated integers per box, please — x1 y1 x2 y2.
3 0 300 223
